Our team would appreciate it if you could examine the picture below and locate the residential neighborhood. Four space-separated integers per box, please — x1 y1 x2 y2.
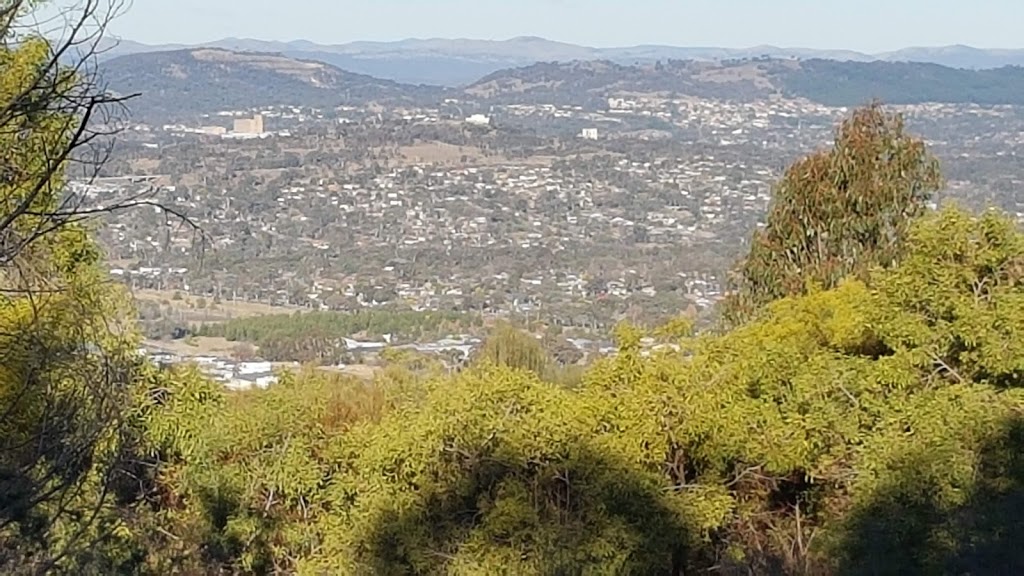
80 78 1024 381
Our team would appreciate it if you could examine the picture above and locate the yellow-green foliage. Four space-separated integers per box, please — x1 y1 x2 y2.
304 364 696 575
472 321 550 376
129 367 398 574
132 206 1024 575
473 322 589 388
0 29 154 574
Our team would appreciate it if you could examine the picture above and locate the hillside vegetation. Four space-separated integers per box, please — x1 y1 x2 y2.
101 48 445 121
467 58 1024 107
197 309 482 363
6 4 1024 574
101 48 1024 121
98 37 1024 86
781 59 1024 106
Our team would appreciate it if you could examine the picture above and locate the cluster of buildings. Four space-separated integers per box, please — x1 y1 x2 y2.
143 347 281 390
139 334 488 391
98 91 1024 339
164 112 275 139
139 326 708 393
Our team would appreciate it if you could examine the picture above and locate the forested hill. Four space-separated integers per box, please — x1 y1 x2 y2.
100 48 447 121
782 58 1024 106
102 49 1024 121
465 58 1024 106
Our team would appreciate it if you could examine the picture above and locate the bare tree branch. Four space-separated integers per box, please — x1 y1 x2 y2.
0 1 202 572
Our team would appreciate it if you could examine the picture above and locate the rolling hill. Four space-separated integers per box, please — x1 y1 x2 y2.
99 36 1024 86
100 48 445 121
464 58 1024 107
463 59 779 107
776 59 1024 106
97 47 1024 122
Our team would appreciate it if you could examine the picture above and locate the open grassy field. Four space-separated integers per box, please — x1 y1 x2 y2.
398 142 484 164
390 141 553 168
131 289 296 322
135 289 298 356
144 336 242 357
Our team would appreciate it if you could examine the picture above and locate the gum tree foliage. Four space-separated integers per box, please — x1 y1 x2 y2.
0 1 197 572
470 321 550 377
722 102 943 325
122 208 1024 575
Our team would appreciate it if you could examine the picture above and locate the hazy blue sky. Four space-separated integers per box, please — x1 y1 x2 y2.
110 0 1019 52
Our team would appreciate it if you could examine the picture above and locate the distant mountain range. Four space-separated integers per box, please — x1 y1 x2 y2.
98 47 1024 123
98 36 1024 86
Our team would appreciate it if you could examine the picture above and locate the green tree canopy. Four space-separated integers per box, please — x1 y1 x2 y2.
471 321 550 376
722 102 943 325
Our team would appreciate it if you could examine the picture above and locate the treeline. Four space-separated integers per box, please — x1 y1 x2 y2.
198 309 482 363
